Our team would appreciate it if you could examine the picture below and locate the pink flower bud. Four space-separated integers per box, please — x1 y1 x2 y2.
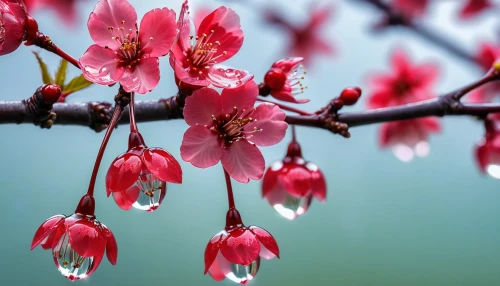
0 0 29 55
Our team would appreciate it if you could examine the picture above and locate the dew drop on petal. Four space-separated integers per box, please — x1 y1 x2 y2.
52 233 94 281
270 161 283 171
415 141 430 157
132 171 167 212
273 193 312 220
486 164 500 179
221 256 260 284
392 144 414 162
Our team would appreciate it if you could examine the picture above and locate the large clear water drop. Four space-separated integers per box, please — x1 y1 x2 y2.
224 257 260 284
273 193 312 220
52 233 94 281
132 171 166 212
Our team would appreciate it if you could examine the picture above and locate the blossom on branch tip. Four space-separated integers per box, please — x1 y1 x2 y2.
180 81 288 183
262 140 326 220
204 209 279 284
0 0 31 55
79 0 177 94
30 195 117 281
263 57 309 104
170 0 252 89
106 131 182 212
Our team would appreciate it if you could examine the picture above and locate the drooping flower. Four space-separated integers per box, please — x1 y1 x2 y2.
367 49 441 161
458 0 493 20
106 131 182 212
469 42 500 103
31 195 118 281
204 208 279 284
180 80 288 183
379 118 440 162
79 0 177 94
391 0 430 18
262 140 326 220
0 0 30 55
263 57 309 104
475 117 500 179
170 0 252 89
265 3 334 66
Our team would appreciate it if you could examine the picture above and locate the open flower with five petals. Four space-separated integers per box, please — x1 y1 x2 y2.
170 1 252 88
180 80 288 183
79 0 177 94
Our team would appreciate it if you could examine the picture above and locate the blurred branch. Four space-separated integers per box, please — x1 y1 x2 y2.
356 0 478 66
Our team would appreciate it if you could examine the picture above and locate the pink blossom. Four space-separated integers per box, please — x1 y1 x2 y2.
459 0 493 20
470 43 500 103
391 0 430 18
79 0 177 94
180 81 288 183
0 0 29 56
263 57 309 104
170 1 252 89
25 0 79 25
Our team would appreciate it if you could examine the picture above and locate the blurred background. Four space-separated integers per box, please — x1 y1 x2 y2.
1 0 500 285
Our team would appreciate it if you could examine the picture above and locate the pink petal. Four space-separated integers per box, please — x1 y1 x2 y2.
194 7 212 29
220 80 258 115
0 11 24 56
105 227 118 265
31 215 65 250
87 0 137 49
208 253 227 281
207 65 253 88
112 186 140 210
221 140 265 183
142 148 183 184
262 162 281 198
184 88 222 127
308 3 333 29
180 126 222 168
139 8 177 57
105 152 142 196
220 228 260 265
119 57 160 94
197 6 243 63
176 0 192 53
391 48 412 74
245 103 287 146
68 220 107 258
270 89 310 104
87 252 104 277
459 0 492 20
204 231 225 274
278 165 312 197
79 44 124 85
475 138 489 173
306 162 327 201
249 226 280 259
170 54 211 87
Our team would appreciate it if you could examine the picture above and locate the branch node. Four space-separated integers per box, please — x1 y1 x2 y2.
22 86 58 128
88 102 113 132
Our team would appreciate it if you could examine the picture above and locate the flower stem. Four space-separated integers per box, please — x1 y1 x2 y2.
223 167 236 210
291 125 297 143
256 97 313 116
28 31 80 68
86 106 123 196
129 92 138 132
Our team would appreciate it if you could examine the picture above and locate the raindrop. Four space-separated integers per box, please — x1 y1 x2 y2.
52 233 94 281
132 171 167 212
273 193 312 220
222 257 260 284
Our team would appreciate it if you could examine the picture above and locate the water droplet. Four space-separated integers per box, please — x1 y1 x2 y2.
273 193 312 220
222 257 260 284
52 233 94 281
132 171 166 212
486 164 500 179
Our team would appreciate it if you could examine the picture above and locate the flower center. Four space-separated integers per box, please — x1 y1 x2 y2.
395 80 411 96
106 21 152 68
209 107 261 145
186 30 227 72
287 65 307 95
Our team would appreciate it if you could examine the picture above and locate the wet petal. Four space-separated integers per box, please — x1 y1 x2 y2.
119 57 160 94
220 229 260 265
306 162 327 201
270 89 310 104
207 65 253 88
245 103 287 146
262 162 281 198
68 219 107 258
79 44 124 85
0 12 24 56
221 140 265 183
139 8 177 57
31 215 65 250
220 80 258 115
112 186 140 210
142 148 182 184
87 0 137 49
105 152 142 196
249 226 280 259
181 126 222 168
208 253 227 281
184 87 222 127
105 227 118 265
204 231 226 274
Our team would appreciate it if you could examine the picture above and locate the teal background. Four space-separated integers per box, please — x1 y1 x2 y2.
1 0 499 285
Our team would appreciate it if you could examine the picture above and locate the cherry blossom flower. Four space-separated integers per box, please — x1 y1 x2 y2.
367 49 440 161
458 0 493 20
470 43 500 103
31 195 117 281
24 0 80 25
475 118 500 179
170 1 252 88
391 0 430 18
262 140 326 220
265 3 334 66
263 57 309 104
180 80 288 183
106 131 182 212
0 0 30 55
204 209 279 284
79 0 177 94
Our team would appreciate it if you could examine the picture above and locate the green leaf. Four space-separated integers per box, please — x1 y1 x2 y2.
63 74 93 94
54 59 68 87
33 51 53 84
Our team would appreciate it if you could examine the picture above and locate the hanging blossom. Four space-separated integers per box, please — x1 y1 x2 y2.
391 0 430 18
31 195 118 281
169 0 252 89
367 49 440 162
263 57 309 104
469 42 500 103
0 0 33 55
180 80 288 183
458 0 493 20
23 0 81 25
264 3 334 66
475 116 500 179
262 139 326 220
79 0 177 94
